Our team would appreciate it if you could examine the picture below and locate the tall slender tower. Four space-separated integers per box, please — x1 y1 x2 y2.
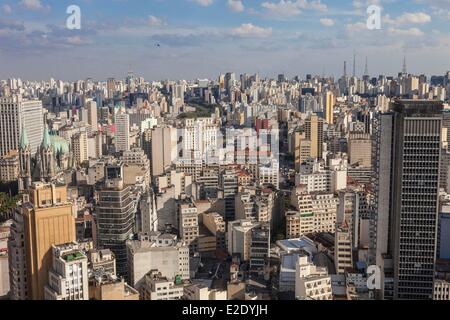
371 99 443 300
19 128 32 192
402 56 407 74
353 52 356 78
364 57 369 77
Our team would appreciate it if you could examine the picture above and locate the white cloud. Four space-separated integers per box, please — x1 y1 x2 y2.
148 15 164 26
384 12 431 26
2 4 12 14
261 0 327 19
192 0 214 6
66 36 92 45
227 0 245 12
320 18 335 26
231 23 273 38
19 0 48 11
387 27 424 37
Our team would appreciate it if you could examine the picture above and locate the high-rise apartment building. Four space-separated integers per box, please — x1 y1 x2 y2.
86 100 98 132
325 91 335 125
115 113 130 152
178 198 199 251
44 243 89 300
0 95 44 157
334 222 353 274
370 100 443 300
72 131 88 165
10 183 76 300
144 126 176 177
304 114 324 160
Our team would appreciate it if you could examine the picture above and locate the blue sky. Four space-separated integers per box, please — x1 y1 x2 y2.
0 0 449 81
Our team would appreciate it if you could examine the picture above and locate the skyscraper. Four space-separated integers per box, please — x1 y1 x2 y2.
305 114 324 160
96 163 136 277
115 113 130 153
86 100 98 132
325 91 335 125
371 99 443 300
0 95 44 157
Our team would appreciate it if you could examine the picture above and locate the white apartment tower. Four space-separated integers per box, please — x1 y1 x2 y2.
0 95 44 157
115 113 130 152
44 243 89 300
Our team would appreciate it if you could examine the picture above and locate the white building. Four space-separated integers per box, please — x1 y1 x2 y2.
115 113 130 152
183 279 227 300
227 220 260 261
434 279 450 300
126 232 189 291
0 95 44 156
44 243 89 300
295 255 332 300
180 117 218 161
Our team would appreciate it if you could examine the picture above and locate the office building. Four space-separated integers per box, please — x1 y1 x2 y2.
0 95 44 157
96 163 136 277
370 100 443 299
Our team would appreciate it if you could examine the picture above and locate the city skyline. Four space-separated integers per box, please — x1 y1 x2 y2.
0 0 449 80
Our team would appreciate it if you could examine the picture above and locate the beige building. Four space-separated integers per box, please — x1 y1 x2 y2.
72 131 88 165
348 133 372 168
202 212 226 249
121 148 151 185
89 249 116 276
0 150 19 182
288 191 338 237
178 199 199 251
325 91 335 125
22 183 76 300
305 114 324 160
227 220 260 261
146 126 177 177
334 223 353 274
140 270 185 300
434 279 450 300
184 280 227 300
89 274 139 300
292 131 312 171
156 170 192 197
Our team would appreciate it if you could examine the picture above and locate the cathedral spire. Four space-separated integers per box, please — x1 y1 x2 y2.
19 127 32 192
20 127 30 150
42 124 51 149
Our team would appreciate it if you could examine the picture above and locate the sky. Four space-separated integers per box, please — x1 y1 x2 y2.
0 0 449 81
